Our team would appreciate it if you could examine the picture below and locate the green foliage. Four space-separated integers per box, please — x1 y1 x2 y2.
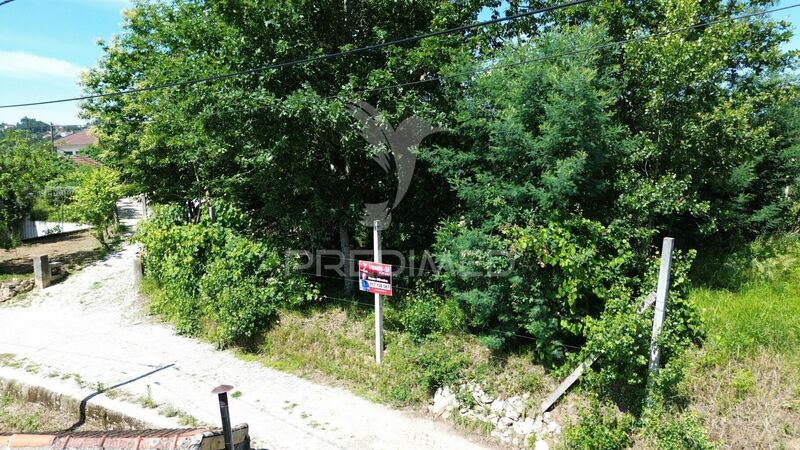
639 404 717 450
731 369 756 400
413 336 469 394
691 235 800 360
82 0 495 253
135 204 318 347
561 397 635 450
436 215 646 363
69 167 123 245
387 284 465 341
0 130 72 248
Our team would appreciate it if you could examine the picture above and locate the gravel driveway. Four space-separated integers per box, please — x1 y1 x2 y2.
0 203 490 450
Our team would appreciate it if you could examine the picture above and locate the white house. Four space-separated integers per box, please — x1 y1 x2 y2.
53 128 97 156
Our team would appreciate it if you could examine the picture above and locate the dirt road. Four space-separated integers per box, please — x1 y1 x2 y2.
0 239 489 449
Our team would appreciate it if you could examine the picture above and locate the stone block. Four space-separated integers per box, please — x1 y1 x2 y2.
32 254 51 289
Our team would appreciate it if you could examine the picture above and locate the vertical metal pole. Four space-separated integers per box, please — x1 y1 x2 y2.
373 220 383 364
648 237 674 375
212 385 234 450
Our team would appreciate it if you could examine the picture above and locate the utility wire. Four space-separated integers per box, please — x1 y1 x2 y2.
315 253 445 275
203 3 800 119
0 0 591 109
296 271 421 293
0 0 17 7
318 294 582 350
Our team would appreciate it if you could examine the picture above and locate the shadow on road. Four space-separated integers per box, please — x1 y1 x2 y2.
66 363 175 432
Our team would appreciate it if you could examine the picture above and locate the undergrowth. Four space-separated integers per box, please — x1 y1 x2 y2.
250 302 552 408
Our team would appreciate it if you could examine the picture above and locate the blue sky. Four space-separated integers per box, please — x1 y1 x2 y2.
1 0 799 125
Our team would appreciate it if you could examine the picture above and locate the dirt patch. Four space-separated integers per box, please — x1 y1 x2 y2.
0 394 113 433
0 231 101 276
686 351 800 449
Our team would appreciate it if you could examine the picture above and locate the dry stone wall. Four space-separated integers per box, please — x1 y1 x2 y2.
0 279 34 303
430 382 560 450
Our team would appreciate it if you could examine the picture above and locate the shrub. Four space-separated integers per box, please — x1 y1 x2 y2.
389 285 464 341
69 167 124 245
581 247 703 407
413 337 469 394
199 232 315 347
561 397 635 450
435 217 646 363
640 406 717 450
135 204 317 346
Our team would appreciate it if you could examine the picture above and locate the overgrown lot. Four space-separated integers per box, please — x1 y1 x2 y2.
683 237 800 449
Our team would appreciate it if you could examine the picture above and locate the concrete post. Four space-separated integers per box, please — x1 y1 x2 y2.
32 254 51 289
133 257 144 285
648 237 674 375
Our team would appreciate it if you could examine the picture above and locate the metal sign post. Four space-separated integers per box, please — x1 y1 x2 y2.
373 220 384 364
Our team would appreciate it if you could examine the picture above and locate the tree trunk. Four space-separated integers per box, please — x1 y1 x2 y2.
339 222 354 295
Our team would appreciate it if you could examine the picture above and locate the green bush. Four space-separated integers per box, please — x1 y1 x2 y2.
200 233 315 346
561 397 635 450
69 167 124 245
640 406 717 450
135 204 317 346
579 247 703 407
436 217 648 363
413 337 469 394
389 285 465 341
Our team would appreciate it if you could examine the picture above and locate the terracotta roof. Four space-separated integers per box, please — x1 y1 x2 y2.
0 424 250 450
68 155 103 167
53 129 97 147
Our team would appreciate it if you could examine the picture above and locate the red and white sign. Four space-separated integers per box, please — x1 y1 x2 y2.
358 260 393 296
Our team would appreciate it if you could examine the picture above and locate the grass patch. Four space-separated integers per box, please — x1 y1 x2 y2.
0 273 31 283
450 413 495 436
682 235 800 449
691 281 800 360
242 302 553 409
138 385 157 409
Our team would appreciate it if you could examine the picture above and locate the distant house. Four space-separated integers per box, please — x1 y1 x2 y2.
53 128 97 156
68 155 103 168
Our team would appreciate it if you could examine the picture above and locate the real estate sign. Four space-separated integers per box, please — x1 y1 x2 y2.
358 260 393 296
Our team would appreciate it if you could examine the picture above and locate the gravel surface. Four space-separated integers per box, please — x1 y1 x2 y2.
0 199 490 450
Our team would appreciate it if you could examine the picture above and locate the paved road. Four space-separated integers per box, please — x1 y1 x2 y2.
0 202 490 450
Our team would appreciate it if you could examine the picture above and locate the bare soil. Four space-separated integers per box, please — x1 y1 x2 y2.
0 231 101 276
0 395 109 433
686 351 800 449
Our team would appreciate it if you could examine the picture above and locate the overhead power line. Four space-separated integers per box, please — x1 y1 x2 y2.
199 3 800 119
0 0 591 109
0 0 17 7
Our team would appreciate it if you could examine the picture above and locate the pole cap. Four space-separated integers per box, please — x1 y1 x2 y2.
211 384 234 394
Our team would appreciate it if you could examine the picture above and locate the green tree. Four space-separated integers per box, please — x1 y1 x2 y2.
427 0 797 356
16 117 50 135
70 167 123 245
0 130 70 248
81 0 502 255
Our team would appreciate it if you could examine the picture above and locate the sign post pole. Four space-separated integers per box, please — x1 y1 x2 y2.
373 220 383 364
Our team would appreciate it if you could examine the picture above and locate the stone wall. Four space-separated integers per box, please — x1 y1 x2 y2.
0 279 34 304
430 382 560 450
